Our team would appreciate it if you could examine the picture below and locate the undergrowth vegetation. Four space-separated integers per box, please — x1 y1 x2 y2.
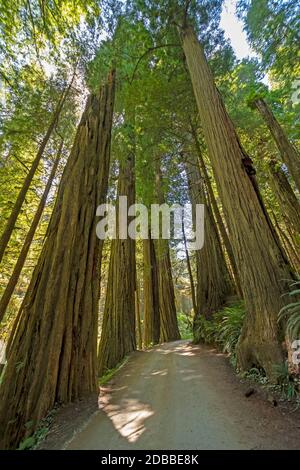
177 312 193 340
193 301 245 356
193 298 300 403
278 279 300 340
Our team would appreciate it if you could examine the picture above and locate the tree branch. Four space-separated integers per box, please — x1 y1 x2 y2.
130 43 180 84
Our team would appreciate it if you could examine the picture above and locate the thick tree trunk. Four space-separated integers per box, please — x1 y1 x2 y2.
253 98 300 192
190 125 243 298
154 164 180 342
156 238 181 342
271 211 300 272
181 25 294 379
143 234 160 347
185 154 232 322
0 141 63 324
268 159 300 238
98 130 136 376
0 71 115 449
135 277 143 350
0 84 71 264
182 219 197 315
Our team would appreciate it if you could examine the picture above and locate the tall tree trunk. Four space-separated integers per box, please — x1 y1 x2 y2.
0 70 115 449
0 141 63 324
98 128 136 376
156 238 181 342
185 153 232 322
154 164 180 342
143 234 160 347
182 219 197 315
190 125 243 298
253 98 300 192
0 82 72 264
181 25 294 379
268 159 300 238
135 276 143 350
271 211 300 272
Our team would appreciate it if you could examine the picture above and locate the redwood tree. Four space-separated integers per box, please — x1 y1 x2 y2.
181 24 294 379
190 124 243 298
252 97 300 192
154 163 180 343
143 233 160 347
0 70 116 449
268 159 300 239
98 126 136 376
185 152 232 321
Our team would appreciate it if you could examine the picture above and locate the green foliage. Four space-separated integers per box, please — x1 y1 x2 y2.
177 312 193 340
272 362 300 400
246 87 267 109
18 436 36 450
278 279 300 340
241 367 268 385
99 356 129 385
17 408 56 450
194 302 245 355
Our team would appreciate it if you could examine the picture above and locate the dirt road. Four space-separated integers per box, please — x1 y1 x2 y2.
65 341 300 450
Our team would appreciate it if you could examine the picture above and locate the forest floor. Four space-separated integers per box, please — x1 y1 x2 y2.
39 340 300 450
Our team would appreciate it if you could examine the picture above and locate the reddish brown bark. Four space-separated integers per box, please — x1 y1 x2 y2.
253 98 300 192
185 153 232 322
143 234 160 347
181 25 294 379
0 71 115 449
98 127 136 376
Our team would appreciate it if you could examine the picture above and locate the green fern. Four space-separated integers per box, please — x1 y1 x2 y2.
279 280 300 340
193 301 245 355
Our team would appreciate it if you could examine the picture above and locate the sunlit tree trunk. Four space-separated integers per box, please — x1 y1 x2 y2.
0 141 63 324
0 71 115 449
253 98 300 192
181 25 294 379
98 125 136 376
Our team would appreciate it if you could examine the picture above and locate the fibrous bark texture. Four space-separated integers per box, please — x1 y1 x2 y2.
185 153 232 322
254 98 300 192
181 25 293 379
268 159 300 238
154 164 180 343
0 70 115 449
143 234 160 347
190 125 243 298
98 134 136 376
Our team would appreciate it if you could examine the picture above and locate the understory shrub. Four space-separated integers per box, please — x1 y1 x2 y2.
278 279 300 340
177 312 193 340
193 301 245 356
